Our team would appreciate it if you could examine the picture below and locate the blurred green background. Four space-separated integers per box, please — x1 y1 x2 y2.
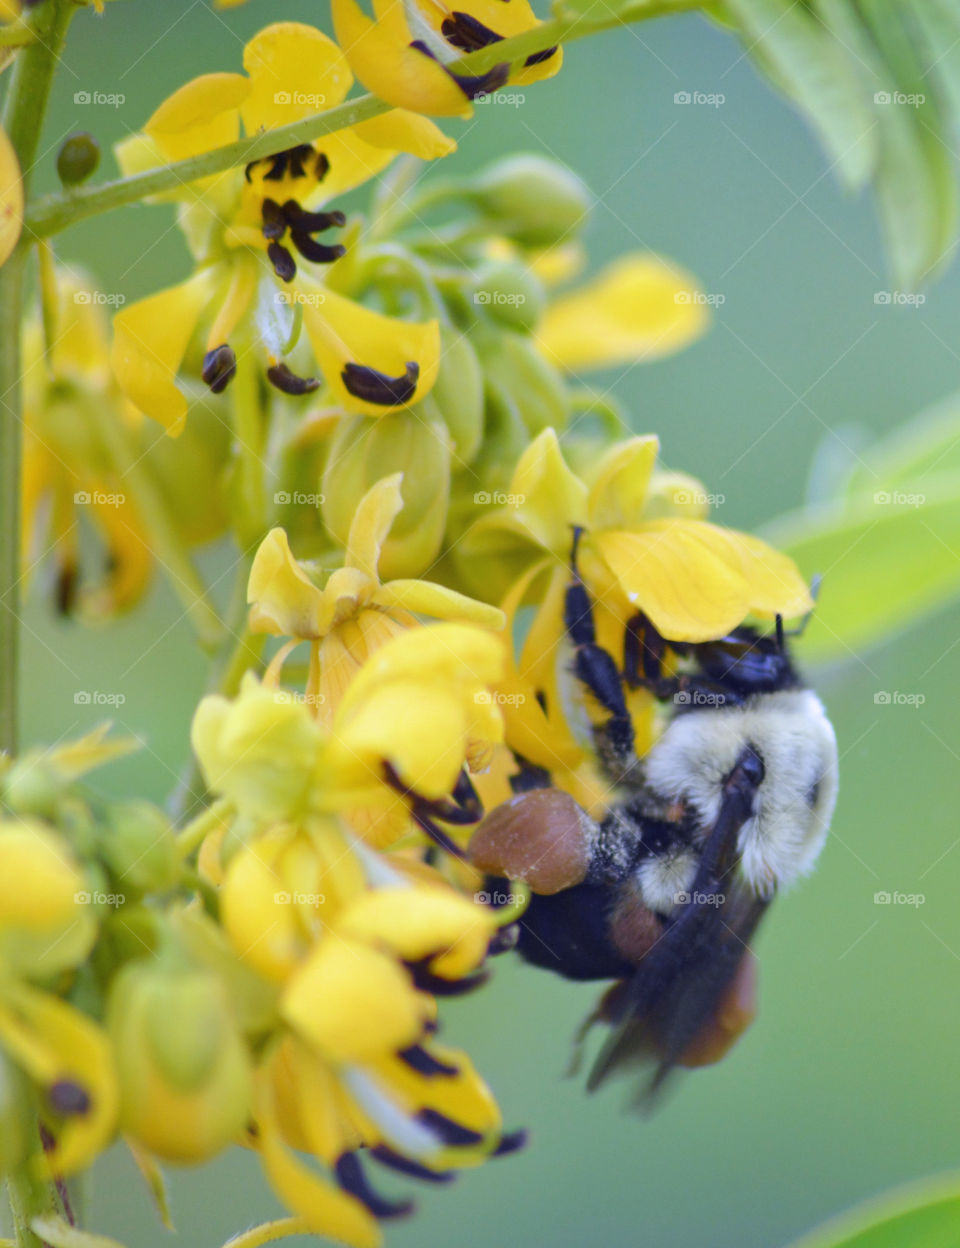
19 2 960 1246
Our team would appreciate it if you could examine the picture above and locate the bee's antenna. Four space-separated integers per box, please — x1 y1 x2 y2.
775 614 785 652
570 524 585 574
783 574 822 639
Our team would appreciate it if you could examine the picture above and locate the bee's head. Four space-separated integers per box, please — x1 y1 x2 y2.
642 689 838 898
692 627 799 698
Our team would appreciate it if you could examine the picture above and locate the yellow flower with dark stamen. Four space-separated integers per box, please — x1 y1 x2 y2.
537 253 710 371
332 0 562 118
0 984 118 1179
111 23 452 434
459 429 811 775
248 474 504 718
21 270 154 617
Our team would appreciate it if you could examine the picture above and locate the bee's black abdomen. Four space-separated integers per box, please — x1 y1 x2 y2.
515 884 634 982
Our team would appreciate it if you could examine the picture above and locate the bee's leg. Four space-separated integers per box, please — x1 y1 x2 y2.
624 612 668 689
565 528 636 773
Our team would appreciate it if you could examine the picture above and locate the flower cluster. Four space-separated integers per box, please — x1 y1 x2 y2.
1 6 817 1247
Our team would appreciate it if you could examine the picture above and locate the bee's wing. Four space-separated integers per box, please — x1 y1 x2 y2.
587 753 768 1108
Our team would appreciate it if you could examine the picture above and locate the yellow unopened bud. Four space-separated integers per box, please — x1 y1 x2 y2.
0 819 97 978
109 961 253 1163
191 674 326 824
321 413 451 579
100 801 180 897
471 154 591 248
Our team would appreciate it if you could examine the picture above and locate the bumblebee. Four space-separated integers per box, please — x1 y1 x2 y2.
470 532 838 1104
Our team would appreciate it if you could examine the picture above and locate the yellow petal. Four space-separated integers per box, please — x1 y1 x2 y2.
375 580 505 630
0 987 118 1178
282 939 427 1062
726 531 814 620
301 290 440 415
110 273 212 435
594 519 755 642
337 887 492 980
255 1060 380 1248
241 23 352 132
248 528 328 638
586 435 659 531
353 110 455 159
144 73 249 162
538 254 709 371
344 474 404 579
0 122 22 268
331 0 472 118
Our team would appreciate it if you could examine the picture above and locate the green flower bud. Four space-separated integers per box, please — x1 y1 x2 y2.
471 260 546 333
470 154 591 247
56 132 100 186
109 960 253 1163
100 801 180 897
142 394 230 547
476 330 569 437
322 413 451 579
428 328 484 463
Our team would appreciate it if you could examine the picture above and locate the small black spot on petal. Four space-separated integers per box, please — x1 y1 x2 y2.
48 1079 91 1118
397 1044 459 1077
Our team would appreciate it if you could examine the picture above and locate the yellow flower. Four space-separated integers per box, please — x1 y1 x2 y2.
0 122 22 268
537 253 710 372
108 959 254 1163
0 983 118 1178
20 269 157 616
458 429 812 774
0 819 97 980
332 0 562 118
111 23 452 434
220 825 509 1246
248 475 504 717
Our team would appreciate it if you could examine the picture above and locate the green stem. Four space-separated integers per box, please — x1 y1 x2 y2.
0 0 76 757
5 1166 51 1248
24 0 704 240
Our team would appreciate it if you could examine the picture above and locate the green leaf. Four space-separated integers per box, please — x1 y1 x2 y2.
763 475 960 662
904 0 960 122
843 388 960 496
786 1172 960 1248
723 0 878 188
